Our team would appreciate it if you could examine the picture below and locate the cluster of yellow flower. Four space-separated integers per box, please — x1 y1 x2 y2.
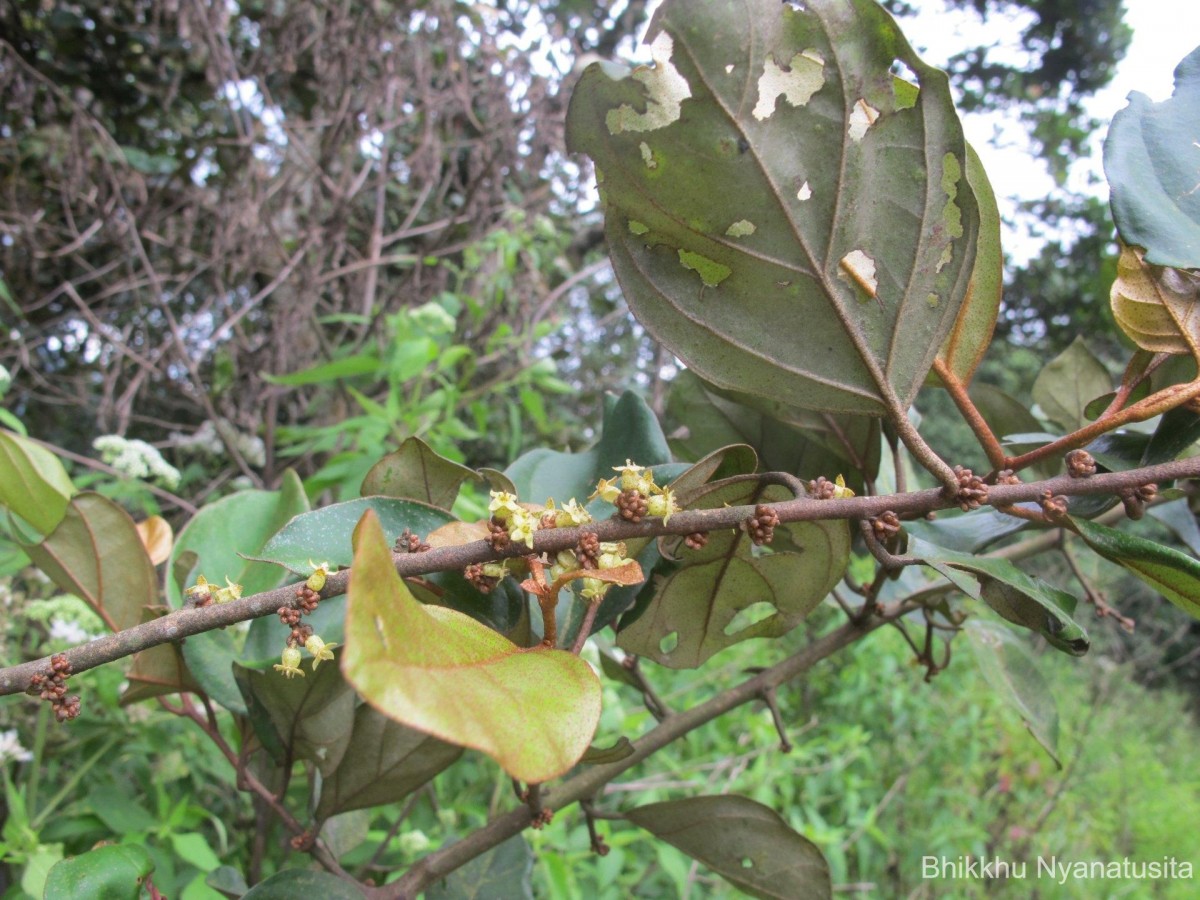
183 574 244 604
591 459 681 522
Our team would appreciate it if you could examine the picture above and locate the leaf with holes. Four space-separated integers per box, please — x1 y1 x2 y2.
1109 244 1200 359
1104 45 1200 269
567 0 978 416
343 510 601 783
627 795 831 900
618 481 849 668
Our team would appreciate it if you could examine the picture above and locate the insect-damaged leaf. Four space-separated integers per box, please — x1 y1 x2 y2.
626 795 832 900
342 510 601 783
618 481 849 668
566 0 979 415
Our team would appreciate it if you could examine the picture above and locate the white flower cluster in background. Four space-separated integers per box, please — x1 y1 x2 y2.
93 435 182 489
171 419 266 467
0 729 32 764
0 363 11 399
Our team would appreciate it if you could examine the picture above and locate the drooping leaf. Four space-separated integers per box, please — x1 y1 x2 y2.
618 482 850 668
315 705 463 819
342 510 601 783
505 391 670 505
426 835 534 900
233 654 357 777
1070 516 1200 619
43 844 155 900
21 492 156 633
0 428 74 536
626 795 831 900
909 537 1088 655
360 436 481 511
932 143 1003 386
1030 336 1112 434
1109 244 1200 358
567 0 979 416
241 868 366 899
1103 45 1200 269
964 619 1061 767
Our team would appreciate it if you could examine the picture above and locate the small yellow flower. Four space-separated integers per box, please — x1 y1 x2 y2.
508 507 537 549
646 487 680 524
184 575 213 597
597 541 629 570
555 498 593 527
590 476 621 504
612 460 646 492
832 475 855 499
306 559 331 592
305 634 338 670
274 645 305 679
214 576 243 604
580 577 612 600
488 490 521 522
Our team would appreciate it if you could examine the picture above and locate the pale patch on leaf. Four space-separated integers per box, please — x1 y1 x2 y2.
847 98 879 141
796 181 812 201
606 31 692 134
678 249 732 287
724 64 735 74
1110 243 1200 359
628 220 650 235
135 516 174 566
725 219 756 238
838 250 878 301
753 50 825 121
639 141 657 169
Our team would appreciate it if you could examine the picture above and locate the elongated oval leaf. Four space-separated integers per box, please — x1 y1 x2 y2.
1030 336 1112 434
1070 516 1200 619
567 0 979 415
618 482 850 668
0 429 74 536
343 510 601 783
1109 244 1200 358
360 436 480 511
21 492 156 633
627 795 831 900
43 844 155 900
1104 45 1200 269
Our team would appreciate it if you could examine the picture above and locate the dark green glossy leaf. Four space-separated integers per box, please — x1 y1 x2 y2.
241 868 365 898
619 482 850 668
360 436 480 511
910 537 1088 655
567 0 978 415
965 619 1061 767
43 844 154 900
1104 45 1200 268
21 492 156 633
233 653 357 776
1031 336 1111 433
426 836 534 900
1070 516 1200 619
315 705 462 819
505 391 670 505
626 795 831 900
0 428 74 536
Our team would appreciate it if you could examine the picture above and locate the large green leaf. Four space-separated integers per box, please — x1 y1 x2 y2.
618 481 850 668
315 705 463 819
964 619 1060 767
566 0 979 416
342 511 601 783
1030 336 1111 434
360 436 480 511
1103 45 1200 269
504 391 670 504
43 844 155 900
0 428 74 536
21 492 156 633
910 538 1088 655
626 795 831 900
426 835 534 900
1070 517 1200 620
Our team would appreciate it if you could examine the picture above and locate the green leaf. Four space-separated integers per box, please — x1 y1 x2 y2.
505 391 670 504
932 143 1003 386
664 370 879 494
1069 516 1200 619
241 868 365 899
315 705 463 819
626 795 831 900
1148 498 1200 557
966 383 1057 480
964 619 1061 767
360 437 480 511
567 0 979 415
21 492 156 633
232 653 357 777
169 833 222 873
909 538 1089 655
343 511 601 783
261 355 380 386
580 736 636 764
0 429 74 536
1103 45 1200 269
618 482 850 668
43 844 155 900
902 509 1028 555
121 606 204 705
1031 336 1111 433
426 835 535 900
